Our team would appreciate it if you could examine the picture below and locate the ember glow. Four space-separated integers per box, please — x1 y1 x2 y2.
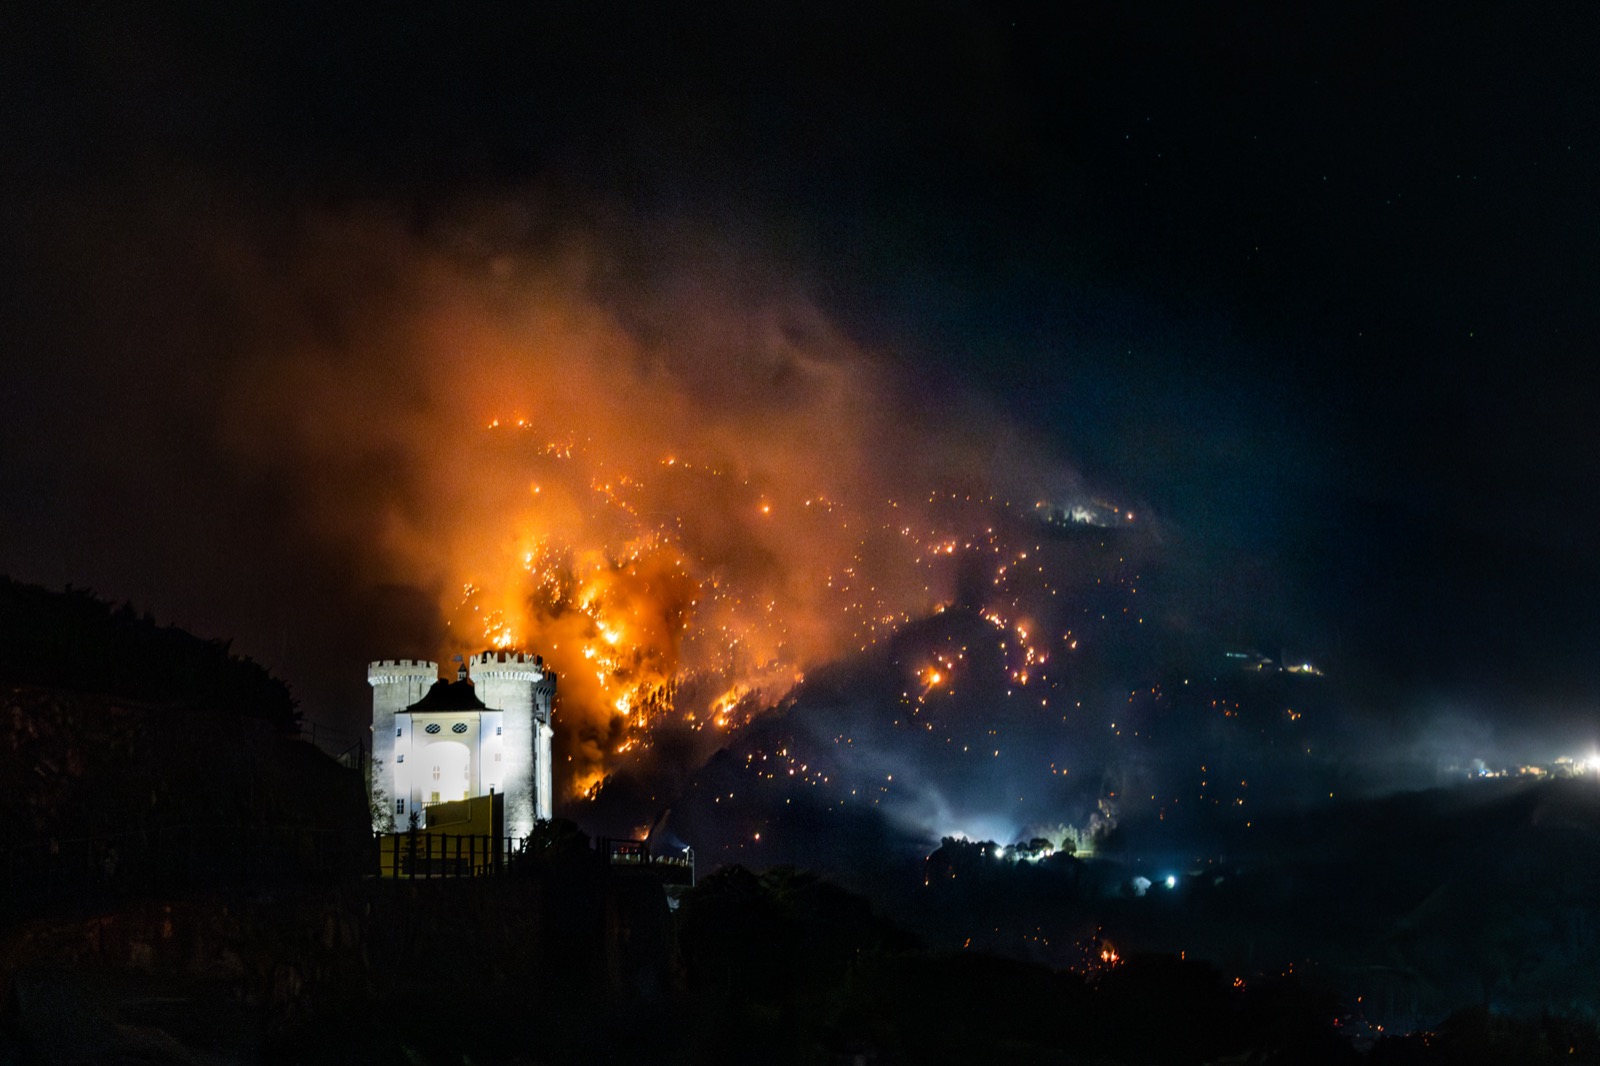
444 413 1088 798
220 216 1096 798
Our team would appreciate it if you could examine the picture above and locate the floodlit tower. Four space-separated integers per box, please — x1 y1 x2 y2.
367 659 438 826
468 651 556 838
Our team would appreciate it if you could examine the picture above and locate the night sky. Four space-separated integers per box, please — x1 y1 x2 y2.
3 2 1598 755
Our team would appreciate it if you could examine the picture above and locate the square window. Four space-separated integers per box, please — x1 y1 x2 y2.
396 727 402 736
396 799 405 815
397 754 404 763
496 726 502 735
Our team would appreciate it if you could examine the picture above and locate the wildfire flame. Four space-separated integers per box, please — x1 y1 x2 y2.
444 418 980 796
220 214 1090 800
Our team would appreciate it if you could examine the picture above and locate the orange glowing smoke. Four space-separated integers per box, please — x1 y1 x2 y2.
220 212 1082 798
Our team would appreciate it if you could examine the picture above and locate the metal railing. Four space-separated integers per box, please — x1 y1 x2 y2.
375 831 519 879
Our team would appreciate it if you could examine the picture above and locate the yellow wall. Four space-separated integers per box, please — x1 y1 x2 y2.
377 792 503 878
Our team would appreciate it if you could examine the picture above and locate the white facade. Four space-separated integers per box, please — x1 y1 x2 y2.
368 658 436 827
369 652 556 839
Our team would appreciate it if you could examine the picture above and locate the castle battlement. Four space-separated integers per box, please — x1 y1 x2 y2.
468 650 545 681
368 659 438 685
474 651 543 665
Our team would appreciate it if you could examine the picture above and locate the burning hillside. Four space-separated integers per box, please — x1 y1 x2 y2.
217 212 1102 797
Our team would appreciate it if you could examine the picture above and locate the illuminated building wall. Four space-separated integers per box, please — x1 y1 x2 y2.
368 659 438 828
468 651 556 837
369 652 556 839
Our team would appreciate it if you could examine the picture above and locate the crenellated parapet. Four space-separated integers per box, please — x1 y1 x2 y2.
473 651 539 664
467 650 545 681
368 659 438 686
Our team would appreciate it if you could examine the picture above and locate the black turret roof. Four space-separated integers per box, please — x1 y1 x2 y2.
404 678 486 713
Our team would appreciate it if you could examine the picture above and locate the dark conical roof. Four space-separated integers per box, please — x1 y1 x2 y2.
405 678 486 713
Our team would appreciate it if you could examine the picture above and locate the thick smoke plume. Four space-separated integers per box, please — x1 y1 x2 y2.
212 206 1079 796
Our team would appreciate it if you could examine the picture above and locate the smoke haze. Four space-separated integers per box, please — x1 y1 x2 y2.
11 175 1099 794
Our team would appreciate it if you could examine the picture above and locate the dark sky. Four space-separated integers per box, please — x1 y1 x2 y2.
2 2 1598 731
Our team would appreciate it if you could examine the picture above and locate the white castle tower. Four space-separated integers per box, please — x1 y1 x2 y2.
468 651 556 835
368 651 556 840
368 658 436 825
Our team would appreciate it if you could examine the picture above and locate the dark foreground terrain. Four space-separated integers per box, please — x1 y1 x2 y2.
3 581 1596 1063
4 851 1600 1065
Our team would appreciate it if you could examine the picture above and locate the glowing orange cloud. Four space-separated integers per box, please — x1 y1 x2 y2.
218 210 1084 797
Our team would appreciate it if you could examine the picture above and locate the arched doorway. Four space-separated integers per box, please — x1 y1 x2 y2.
422 740 471 804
